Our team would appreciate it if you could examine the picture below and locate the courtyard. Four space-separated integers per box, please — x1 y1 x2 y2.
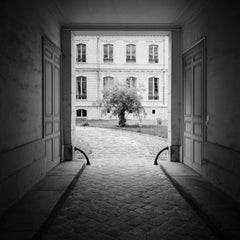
40 127 216 240
76 119 168 139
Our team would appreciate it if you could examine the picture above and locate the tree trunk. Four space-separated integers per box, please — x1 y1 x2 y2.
118 110 126 127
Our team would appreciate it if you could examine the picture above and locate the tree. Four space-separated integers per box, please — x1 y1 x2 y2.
100 84 146 127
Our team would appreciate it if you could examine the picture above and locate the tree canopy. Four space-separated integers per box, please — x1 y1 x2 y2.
100 84 146 127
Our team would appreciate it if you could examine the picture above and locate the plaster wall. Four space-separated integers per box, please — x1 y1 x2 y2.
182 1 240 202
0 1 61 214
75 69 168 120
74 34 169 121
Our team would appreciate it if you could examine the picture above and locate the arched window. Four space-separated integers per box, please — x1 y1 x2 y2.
149 44 158 63
103 76 114 90
126 44 136 62
148 77 159 100
126 77 136 88
104 44 113 62
76 76 87 99
76 43 86 62
76 109 87 117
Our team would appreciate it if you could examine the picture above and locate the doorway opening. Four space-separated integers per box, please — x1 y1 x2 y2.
70 29 172 161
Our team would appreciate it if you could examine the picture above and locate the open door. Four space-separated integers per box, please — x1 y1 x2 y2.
182 40 205 174
43 38 61 171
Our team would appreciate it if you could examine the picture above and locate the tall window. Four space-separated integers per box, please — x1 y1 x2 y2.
76 109 87 117
126 44 136 62
104 44 113 62
126 77 136 88
76 43 86 62
149 44 158 63
103 76 114 90
76 76 87 99
148 77 159 100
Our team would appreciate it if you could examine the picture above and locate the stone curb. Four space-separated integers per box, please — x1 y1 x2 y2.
160 162 228 240
33 161 86 240
0 161 86 240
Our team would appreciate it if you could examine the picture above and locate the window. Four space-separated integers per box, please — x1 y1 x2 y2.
126 44 136 62
103 76 114 90
148 77 159 100
76 43 86 62
126 77 136 88
76 109 87 117
149 44 158 63
76 76 87 99
104 44 113 62
152 109 156 114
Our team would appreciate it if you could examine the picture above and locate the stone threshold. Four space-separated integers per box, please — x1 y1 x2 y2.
160 161 240 240
0 160 86 240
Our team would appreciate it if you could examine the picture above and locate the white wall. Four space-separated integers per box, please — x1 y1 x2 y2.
74 35 169 120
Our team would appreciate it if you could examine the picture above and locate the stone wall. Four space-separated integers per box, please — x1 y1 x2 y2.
0 1 61 214
182 1 240 202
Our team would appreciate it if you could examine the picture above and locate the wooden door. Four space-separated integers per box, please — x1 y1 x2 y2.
43 38 61 172
183 40 204 174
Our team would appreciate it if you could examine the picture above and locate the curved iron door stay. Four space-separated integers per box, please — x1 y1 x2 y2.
154 146 169 165
74 147 91 165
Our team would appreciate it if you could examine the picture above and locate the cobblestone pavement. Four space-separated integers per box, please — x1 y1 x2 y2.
40 127 216 240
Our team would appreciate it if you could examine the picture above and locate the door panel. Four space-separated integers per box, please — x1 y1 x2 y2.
45 139 53 170
43 39 61 172
184 137 192 167
183 41 204 174
193 123 202 136
193 63 202 117
184 68 192 116
45 61 53 116
54 66 60 115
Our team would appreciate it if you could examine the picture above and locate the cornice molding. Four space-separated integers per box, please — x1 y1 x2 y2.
61 23 181 31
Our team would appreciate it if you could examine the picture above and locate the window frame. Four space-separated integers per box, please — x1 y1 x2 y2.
148 77 159 100
103 44 114 62
126 77 137 88
149 44 159 63
76 76 87 100
103 76 114 90
126 44 136 63
76 43 86 63
76 109 87 117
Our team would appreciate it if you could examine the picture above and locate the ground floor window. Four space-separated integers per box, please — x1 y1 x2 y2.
126 77 136 88
148 77 159 100
103 76 114 90
76 109 87 117
76 76 87 99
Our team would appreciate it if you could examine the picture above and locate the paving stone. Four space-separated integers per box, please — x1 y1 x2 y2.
39 127 217 240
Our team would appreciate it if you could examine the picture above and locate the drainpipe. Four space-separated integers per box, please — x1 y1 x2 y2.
97 37 100 117
162 37 166 105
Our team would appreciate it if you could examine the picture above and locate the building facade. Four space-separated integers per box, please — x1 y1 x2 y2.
75 35 169 121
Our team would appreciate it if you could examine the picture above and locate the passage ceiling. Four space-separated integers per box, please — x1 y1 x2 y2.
53 0 207 26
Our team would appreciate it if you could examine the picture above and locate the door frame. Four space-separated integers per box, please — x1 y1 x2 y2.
181 37 207 171
42 36 63 165
61 24 182 161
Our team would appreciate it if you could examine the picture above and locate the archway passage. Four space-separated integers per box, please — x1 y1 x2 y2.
40 127 216 240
